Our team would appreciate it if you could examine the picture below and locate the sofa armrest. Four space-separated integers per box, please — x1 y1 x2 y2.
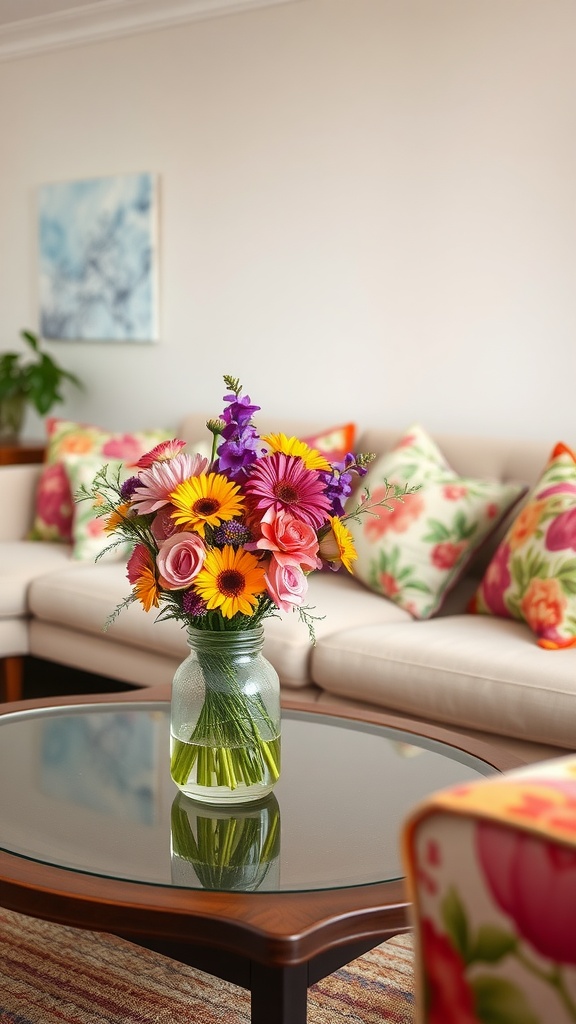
402 755 576 1023
0 463 42 540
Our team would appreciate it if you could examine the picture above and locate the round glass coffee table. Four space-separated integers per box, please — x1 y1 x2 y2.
0 686 524 1024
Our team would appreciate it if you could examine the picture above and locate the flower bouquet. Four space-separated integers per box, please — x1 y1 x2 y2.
80 376 413 804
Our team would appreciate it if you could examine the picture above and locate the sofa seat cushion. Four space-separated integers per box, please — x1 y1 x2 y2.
0 541 74 618
311 614 576 749
28 564 412 689
263 571 413 688
28 563 191 660
0 618 30 657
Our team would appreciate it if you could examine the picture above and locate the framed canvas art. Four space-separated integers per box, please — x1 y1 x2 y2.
38 172 159 342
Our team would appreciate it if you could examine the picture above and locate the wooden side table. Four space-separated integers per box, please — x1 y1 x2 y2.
0 439 45 465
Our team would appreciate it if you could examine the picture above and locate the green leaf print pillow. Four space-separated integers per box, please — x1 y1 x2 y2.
62 454 134 563
347 424 526 619
471 442 576 648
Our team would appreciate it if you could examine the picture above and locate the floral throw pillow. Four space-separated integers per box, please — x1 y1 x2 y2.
62 454 135 562
302 423 356 462
470 442 576 649
347 424 526 619
28 418 170 543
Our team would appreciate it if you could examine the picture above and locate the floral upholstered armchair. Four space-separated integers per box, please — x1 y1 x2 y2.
402 755 576 1024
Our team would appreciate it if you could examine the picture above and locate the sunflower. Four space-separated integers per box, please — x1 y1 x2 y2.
262 433 331 471
319 517 358 573
169 472 245 536
245 452 331 529
193 545 267 618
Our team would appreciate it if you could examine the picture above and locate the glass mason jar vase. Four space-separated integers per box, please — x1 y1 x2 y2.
170 626 281 805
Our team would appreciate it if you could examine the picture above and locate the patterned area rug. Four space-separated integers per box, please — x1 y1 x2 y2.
0 907 414 1023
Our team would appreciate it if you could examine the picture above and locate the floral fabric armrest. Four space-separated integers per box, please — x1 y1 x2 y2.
0 464 42 541
401 755 576 1024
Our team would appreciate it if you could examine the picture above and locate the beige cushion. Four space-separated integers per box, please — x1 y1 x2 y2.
263 571 412 688
28 563 411 690
0 465 42 541
0 541 73 618
0 617 30 657
312 614 576 749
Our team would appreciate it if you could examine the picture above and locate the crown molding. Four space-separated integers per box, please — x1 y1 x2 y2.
0 0 301 62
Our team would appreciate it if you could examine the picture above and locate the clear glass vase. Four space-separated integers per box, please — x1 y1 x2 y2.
170 626 281 805
170 791 281 890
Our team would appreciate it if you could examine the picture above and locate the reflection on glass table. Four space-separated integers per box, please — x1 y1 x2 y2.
171 792 281 891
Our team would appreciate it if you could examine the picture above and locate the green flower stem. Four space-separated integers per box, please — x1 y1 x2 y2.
514 949 576 1021
170 645 281 792
171 795 281 890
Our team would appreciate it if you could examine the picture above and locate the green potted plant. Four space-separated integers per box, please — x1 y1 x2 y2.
0 329 82 440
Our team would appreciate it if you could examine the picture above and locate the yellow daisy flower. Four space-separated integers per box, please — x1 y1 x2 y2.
194 545 267 618
169 472 245 536
319 516 358 573
261 433 331 472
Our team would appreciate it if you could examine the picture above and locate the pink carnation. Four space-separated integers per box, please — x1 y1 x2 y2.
156 532 206 590
136 439 187 469
256 507 321 570
265 557 308 612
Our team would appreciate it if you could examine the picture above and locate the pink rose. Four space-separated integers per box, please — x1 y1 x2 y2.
151 506 179 544
477 820 576 965
265 557 308 612
156 532 206 589
431 541 467 570
364 489 424 541
257 507 320 570
443 485 468 501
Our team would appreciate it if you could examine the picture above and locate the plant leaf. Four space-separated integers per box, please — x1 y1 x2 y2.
441 886 469 960
472 974 540 1024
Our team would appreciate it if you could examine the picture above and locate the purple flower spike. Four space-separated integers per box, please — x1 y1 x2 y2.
222 393 261 428
216 424 264 480
320 467 354 517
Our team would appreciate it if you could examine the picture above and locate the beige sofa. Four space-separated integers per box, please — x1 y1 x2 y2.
2 413 575 765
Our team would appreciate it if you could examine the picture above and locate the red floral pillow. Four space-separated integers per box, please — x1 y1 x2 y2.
470 442 576 648
302 423 356 463
28 418 170 543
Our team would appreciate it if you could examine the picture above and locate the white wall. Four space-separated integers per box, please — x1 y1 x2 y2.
1 0 575 444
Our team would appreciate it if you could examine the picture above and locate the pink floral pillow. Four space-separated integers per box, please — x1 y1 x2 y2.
347 424 526 619
28 418 170 543
470 442 576 649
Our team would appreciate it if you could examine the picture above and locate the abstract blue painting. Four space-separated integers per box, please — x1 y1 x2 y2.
38 172 159 342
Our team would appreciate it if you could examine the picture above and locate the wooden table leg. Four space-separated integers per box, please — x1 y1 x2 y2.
250 962 308 1024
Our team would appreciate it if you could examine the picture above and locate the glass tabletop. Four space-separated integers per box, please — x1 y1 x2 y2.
0 701 495 894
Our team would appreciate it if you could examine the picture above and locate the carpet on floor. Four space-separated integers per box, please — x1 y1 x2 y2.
0 906 414 1023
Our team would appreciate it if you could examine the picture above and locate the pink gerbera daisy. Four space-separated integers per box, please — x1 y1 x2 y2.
245 453 331 529
135 439 187 469
131 452 208 515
